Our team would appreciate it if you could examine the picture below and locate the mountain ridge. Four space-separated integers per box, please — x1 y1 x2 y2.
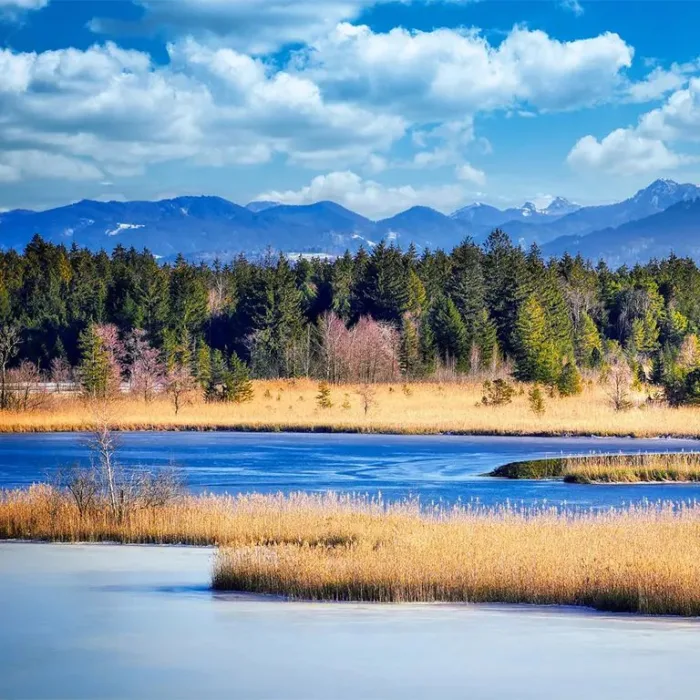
0 179 698 263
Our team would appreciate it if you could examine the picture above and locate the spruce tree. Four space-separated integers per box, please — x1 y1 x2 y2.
227 352 254 403
574 313 602 368
430 295 469 372
78 325 111 398
399 314 421 379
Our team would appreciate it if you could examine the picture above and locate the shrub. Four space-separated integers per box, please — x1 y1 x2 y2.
481 379 515 406
528 385 546 416
557 362 583 397
316 382 333 409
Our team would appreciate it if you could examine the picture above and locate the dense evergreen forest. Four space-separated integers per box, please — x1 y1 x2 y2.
2 230 700 405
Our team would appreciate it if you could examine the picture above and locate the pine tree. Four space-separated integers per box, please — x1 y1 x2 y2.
449 239 486 346
206 349 229 402
418 312 437 377
227 352 254 403
77 325 112 398
429 295 469 372
514 295 550 382
474 309 499 371
399 314 421 378
574 312 602 368
195 343 212 389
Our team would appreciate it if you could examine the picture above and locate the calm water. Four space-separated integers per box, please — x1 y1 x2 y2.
2 432 700 508
1 543 699 700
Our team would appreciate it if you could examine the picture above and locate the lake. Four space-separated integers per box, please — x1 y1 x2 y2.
1 542 699 700
2 432 700 508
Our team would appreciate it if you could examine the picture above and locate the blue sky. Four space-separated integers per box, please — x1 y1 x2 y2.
1 0 699 217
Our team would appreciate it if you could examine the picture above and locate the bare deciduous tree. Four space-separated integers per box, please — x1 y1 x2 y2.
355 384 377 416
165 363 198 415
57 465 99 518
8 360 45 411
604 355 634 412
127 329 165 403
50 357 72 393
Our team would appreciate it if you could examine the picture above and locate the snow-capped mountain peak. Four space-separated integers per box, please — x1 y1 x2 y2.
544 197 581 216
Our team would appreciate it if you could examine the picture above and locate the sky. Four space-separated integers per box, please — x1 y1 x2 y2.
1 0 700 218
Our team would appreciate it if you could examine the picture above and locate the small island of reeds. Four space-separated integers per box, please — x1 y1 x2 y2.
488 452 700 483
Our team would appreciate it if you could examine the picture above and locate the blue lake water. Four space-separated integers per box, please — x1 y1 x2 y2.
2 431 700 508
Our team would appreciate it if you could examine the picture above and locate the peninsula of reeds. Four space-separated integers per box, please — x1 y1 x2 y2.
3 486 700 617
490 452 700 483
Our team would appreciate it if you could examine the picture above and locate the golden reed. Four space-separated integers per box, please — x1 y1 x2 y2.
3 486 700 616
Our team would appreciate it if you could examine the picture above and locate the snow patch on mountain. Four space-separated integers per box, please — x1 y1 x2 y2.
106 223 145 237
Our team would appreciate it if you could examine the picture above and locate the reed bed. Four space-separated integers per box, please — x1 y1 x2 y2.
565 452 700 483
491 452 700 483
3 486 700 616
1 379 700 438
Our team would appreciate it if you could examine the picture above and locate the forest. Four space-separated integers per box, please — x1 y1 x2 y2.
1 230 700 407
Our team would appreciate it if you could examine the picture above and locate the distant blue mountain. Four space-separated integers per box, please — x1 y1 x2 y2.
245 200 281 213
0 197 376 259
0 179 698 263
505 179 700 247
543 197 700 265
377 206 471 250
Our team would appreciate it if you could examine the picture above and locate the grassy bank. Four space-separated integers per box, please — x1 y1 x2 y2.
1 379 700 438
490 452 700 483
3 486 700 616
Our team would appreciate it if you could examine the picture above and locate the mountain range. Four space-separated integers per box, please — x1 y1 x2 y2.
0 179 698 264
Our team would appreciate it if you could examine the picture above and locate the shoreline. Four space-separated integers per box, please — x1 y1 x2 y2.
0 422 698 440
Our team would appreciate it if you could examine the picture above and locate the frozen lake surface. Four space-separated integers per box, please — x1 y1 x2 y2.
2 432 700 508
1 542 699 700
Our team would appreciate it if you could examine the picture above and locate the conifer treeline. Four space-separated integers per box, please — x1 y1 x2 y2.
3 231 700 398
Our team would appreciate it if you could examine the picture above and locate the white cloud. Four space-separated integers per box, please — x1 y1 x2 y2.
258 170 468 219
0 150 103 181
626 62 698 103
90 0 385 54
567 129 688 175
560 0 584 17
297 23 634 116
89 0 480 53
455 162 486 185
568 77 700 175
638 77 700 141
0 40 406 180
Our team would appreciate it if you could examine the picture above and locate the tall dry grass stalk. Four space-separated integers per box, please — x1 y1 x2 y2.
3 487 700 616
0 379 698 438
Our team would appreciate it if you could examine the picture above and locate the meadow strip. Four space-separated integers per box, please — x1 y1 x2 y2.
2 380 700 438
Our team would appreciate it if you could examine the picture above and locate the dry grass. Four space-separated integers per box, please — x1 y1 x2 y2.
3 486 700 616
491 452 700 483
0 379 697 438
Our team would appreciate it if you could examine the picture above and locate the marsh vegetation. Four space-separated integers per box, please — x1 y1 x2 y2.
2 485 700 616
490 452 700 483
